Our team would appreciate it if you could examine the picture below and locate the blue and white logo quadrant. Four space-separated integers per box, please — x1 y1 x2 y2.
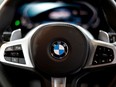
54 44 65 56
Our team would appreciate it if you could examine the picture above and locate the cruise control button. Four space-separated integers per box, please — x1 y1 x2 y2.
11 52 17 57
12 57 18 63
14 45 22 51
102 53 108 58
19 58 26 64
5 47 13 51
5 57 12 62
108 59 113 62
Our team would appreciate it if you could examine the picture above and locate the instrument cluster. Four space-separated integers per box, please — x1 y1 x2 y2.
10 1 100 36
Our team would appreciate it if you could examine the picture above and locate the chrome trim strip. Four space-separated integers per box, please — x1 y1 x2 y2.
0 0 7 10
52 77 66 87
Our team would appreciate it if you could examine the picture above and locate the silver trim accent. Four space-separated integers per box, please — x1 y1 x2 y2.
85 39 116 68
98 30 110 42
76 25 94 40
0 0 7 10
10 29 22 41
52 77 66 87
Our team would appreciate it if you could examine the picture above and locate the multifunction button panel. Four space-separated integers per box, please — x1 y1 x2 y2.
92 46 114 65
4 45 26 64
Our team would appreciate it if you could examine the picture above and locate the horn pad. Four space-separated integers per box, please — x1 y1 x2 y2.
31 23 89 76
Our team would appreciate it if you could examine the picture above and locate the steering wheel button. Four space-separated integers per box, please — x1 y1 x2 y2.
5 47 13 51
4 52 9 57
92 46 114 65
14 45 22 51
15 52 19 57
11 52 17 57
101 60 106 63
102 53 108 58
108 59 112 62
19 58 26 64
11 57 18 63
93 60 98 64
5 57 12 62
110 54 113 57
95 54 98 57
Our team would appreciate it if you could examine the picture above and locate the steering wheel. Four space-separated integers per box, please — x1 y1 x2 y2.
0 0 116 87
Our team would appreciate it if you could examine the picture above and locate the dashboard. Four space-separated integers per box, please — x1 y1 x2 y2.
12 2 98 30
7 0 110 39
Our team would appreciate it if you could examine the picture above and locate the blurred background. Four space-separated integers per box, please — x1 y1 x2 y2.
0 0 4 4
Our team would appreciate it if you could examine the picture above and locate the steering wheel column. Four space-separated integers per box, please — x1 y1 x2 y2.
0 22 116 87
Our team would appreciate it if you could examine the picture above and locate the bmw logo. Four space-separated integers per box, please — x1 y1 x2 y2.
50 41 68 59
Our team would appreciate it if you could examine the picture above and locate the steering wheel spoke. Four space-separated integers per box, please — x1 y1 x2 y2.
85 39 116 69
40 76 76 87
0 38 34 68
40 75 85 87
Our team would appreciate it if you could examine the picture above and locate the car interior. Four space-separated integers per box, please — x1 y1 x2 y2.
0 0 116 87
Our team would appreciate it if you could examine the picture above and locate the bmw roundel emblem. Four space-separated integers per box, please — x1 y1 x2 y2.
50 41 68 59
